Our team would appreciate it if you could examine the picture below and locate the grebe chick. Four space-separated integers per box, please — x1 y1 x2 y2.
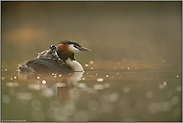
37 45 61 61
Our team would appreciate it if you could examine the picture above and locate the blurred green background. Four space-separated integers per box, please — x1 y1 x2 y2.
1 1 181 69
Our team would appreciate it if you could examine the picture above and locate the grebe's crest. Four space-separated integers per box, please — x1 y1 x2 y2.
60 40 82 47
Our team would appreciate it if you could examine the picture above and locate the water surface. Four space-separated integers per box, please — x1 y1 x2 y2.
1 63 182 122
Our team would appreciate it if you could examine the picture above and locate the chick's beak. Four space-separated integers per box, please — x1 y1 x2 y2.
79 47 91 51
48 49 53 53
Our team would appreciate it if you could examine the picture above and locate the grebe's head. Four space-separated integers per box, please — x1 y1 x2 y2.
48 45 57 53
59 40 91 53
57 40 91 61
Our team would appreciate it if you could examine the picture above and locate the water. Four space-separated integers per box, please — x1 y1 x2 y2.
1 64 182 122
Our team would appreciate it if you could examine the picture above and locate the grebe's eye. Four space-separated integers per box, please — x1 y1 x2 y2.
74 45 79 49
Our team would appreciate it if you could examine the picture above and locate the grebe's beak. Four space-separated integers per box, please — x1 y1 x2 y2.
79 47 91 51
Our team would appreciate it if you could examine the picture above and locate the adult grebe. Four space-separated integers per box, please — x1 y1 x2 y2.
18 40 91 74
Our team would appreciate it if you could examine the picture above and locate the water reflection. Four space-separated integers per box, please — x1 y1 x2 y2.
18 71 84 98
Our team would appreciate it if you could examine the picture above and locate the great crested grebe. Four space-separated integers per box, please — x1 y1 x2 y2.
18 40 91 73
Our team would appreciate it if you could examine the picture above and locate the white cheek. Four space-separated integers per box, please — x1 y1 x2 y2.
69 44 79 53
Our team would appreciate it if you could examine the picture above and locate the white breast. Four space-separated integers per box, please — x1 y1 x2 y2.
65 58 84 72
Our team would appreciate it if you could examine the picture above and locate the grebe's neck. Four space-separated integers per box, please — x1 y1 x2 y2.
57 44 85 72
65 58 84 72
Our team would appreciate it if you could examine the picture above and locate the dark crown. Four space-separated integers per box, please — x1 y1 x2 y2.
60 40 81 47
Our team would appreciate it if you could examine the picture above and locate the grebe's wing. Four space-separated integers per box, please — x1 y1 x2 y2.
26 58 73 73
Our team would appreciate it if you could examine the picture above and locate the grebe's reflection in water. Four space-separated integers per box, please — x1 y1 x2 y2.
18 71 84 99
